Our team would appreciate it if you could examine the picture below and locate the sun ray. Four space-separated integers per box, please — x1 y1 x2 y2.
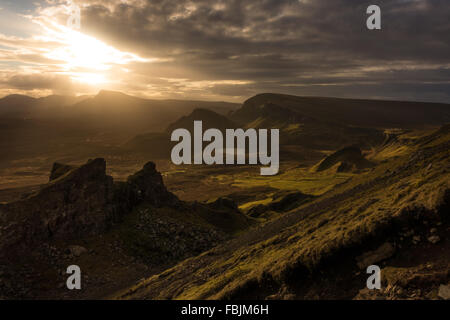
33 20 149 86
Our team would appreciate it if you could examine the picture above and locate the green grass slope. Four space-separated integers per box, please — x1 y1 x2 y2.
116 125 449 300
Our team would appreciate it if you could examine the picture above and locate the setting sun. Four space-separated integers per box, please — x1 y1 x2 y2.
37 22 148 86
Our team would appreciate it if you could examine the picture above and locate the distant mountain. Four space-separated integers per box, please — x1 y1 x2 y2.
0 91 241 162
226 92 450 154
0 90 239 131
37 94 91 107
70 90 240 132
123 96 392 159
166 108 237 133
0 94 37 117
0 94 36 106
3 91 448 164
229 95 386 151
230 101 308 128
0 93 92 118
232 93 450 128
124 108 237 158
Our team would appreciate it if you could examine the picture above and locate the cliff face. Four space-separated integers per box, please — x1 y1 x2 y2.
0 158 179 256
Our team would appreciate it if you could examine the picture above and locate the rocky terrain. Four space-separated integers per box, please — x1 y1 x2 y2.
0 158 250 299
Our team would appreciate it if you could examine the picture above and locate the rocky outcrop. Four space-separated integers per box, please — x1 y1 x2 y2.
49 162 74 181
0 159 114 254
0 158 179 256
122 161 179 208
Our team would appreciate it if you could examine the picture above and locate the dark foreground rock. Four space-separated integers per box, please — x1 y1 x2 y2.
0 158 251 299
0 158 179 256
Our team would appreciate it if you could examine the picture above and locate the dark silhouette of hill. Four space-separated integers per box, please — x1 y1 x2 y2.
230 102 307 127
0 94 91 118
228 96 386 151
124 108 237 158
0 90 239 131
123 96 394 158
70 90 239 132
0 94 37 117
232 93 450 128
165 108 237 133
0 91 240 165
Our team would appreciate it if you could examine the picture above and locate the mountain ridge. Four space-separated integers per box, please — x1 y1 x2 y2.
236 93 450 128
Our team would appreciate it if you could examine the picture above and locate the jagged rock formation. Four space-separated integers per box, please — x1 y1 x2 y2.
0 158 179 256
114 161 179 213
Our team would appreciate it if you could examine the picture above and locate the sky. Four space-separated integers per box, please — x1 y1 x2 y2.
0 0 449 103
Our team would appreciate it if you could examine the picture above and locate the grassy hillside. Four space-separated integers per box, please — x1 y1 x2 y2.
116 125 449 300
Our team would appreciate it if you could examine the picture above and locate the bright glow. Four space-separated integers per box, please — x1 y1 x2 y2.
71 72 107 85
36 21 149 85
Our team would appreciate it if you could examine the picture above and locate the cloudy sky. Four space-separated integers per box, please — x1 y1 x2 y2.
0 0 449 102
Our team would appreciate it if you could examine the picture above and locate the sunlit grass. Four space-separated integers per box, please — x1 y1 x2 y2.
232 167 353 196
239 196 274 211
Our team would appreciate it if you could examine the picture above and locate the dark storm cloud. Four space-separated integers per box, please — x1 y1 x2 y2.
78 0 450 102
